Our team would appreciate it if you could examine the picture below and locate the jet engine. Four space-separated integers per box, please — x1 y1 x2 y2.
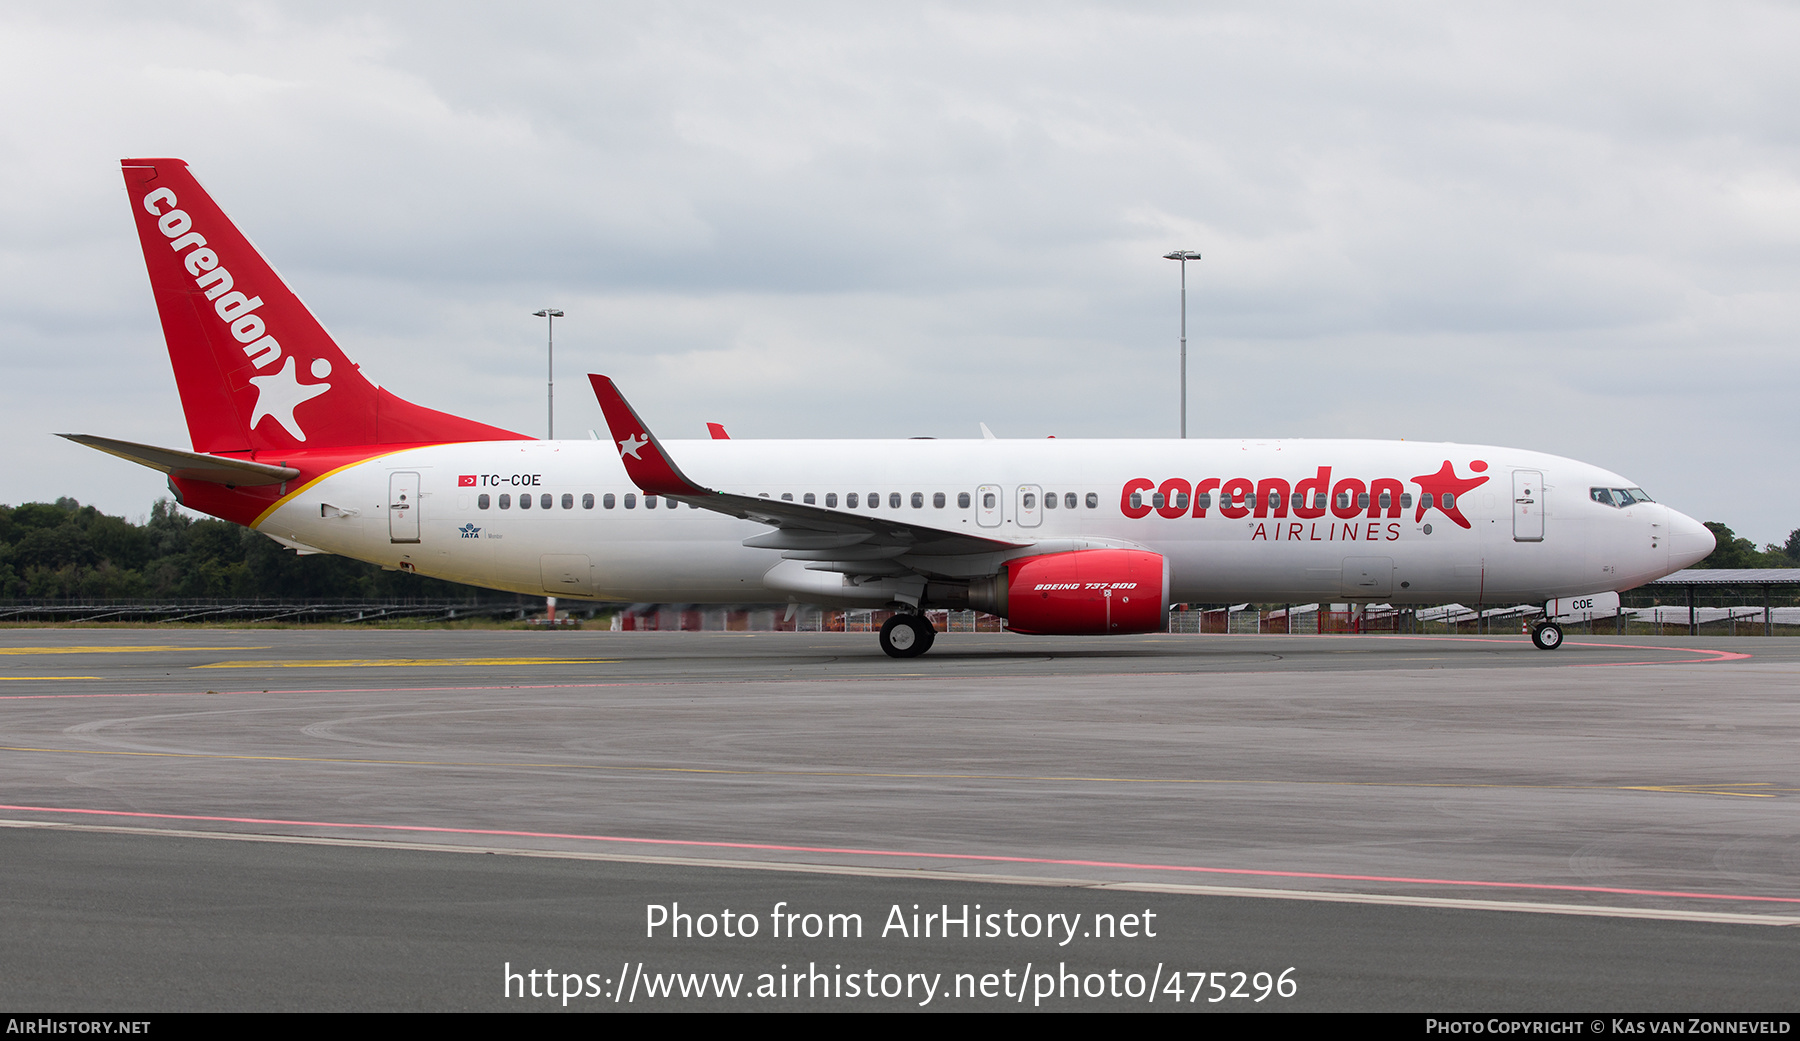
966 548 1169 635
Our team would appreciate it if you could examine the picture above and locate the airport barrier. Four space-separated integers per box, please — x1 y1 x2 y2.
6 597 1797 635
0 598 548 624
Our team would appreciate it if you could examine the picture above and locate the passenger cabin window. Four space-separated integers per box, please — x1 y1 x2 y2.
1176 492 1190 510
1441 493 1455 510
1130 492 1143 510
478 494 491 509
603 493 615 509
1401 493 1413 508
803 493 815 505
911 492 924 508
1196 493 1212 509
562 494 574 509
847 493 859 508
499 494 511 509
869 492 880 508
1022 492 1037 510
1357 492 1369 509
519 493 531 510
889 493 902 508
1085 493 1098 509
1044 493 1057 509
958 492 971 509
1064 493 1076 509
624 494 636 509
583 493 595 509
645 495 658 509
983 492 997 509
781 492 793 501
826 493 838 507
933 492 946 508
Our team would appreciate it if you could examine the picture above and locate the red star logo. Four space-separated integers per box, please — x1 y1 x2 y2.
1412 460 1490 529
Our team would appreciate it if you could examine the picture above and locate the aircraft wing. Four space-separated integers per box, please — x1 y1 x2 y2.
587 374 1028 562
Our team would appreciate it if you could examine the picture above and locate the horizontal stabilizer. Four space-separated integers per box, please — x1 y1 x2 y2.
59 433 299 487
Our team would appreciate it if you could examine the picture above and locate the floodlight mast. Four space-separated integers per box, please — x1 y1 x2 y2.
1162 250 1201 438
533 308 565 439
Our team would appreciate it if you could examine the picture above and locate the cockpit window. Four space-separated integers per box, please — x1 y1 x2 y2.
1591 486 1654 508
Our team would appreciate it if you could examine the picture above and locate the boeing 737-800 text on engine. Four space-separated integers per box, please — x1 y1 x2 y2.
71 159 1715 656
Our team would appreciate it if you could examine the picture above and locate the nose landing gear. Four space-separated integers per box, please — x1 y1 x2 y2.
1530 621 1564 650
879 614 937 658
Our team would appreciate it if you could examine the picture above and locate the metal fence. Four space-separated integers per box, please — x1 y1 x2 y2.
0 598 549 624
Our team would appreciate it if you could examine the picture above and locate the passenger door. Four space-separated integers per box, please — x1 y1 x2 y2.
389 472 420 544
1513 470 1544 542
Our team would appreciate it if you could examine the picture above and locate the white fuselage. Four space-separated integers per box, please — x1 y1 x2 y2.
252 437 1710 607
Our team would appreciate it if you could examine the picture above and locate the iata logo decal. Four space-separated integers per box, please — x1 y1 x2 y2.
141 185 333 442
459 523 481 538
1119 461 1492 541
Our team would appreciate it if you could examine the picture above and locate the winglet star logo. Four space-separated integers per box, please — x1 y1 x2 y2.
247 356 332 442
618 433 650 460
1412 460 1490 529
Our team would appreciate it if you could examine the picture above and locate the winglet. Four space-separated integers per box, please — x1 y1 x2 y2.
587 375 709 497
707 422 730 440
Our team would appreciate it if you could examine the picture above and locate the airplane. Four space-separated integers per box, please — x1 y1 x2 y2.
69 157 1716 658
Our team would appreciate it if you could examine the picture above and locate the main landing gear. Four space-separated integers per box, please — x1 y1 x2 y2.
1530 621 1564 650
879 614 937 659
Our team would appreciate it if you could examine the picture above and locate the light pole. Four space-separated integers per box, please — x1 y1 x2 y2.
533 308 564 439
1163 250 1201 438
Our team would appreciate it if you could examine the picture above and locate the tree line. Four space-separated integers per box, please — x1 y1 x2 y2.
1699 523 1800 570
0 498 1791 602
0 498 497 600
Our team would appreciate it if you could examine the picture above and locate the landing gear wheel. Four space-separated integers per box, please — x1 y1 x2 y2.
879 614 933 658
1531 621 1564 650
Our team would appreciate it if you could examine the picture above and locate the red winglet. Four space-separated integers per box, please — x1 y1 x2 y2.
588 374 708 497
707 422 730 440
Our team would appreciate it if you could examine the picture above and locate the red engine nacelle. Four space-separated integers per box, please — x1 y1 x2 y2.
968 549 1169 635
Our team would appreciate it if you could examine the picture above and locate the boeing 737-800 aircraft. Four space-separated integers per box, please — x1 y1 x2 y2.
70 158 1715 657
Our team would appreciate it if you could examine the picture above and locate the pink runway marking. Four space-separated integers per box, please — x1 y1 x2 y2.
1360 634 1752 666
2 802 1795 906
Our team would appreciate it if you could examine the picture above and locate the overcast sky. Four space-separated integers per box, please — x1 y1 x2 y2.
3 2 1796 543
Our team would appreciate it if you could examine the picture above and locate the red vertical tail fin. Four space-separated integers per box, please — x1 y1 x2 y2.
121 158 527 453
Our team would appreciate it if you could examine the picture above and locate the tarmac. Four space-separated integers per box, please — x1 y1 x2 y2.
1 628 1795 1011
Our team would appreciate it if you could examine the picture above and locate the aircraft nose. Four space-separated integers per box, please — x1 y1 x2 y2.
1666 508 1715 570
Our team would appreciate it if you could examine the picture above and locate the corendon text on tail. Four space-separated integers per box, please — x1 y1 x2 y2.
70 158 1715 658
